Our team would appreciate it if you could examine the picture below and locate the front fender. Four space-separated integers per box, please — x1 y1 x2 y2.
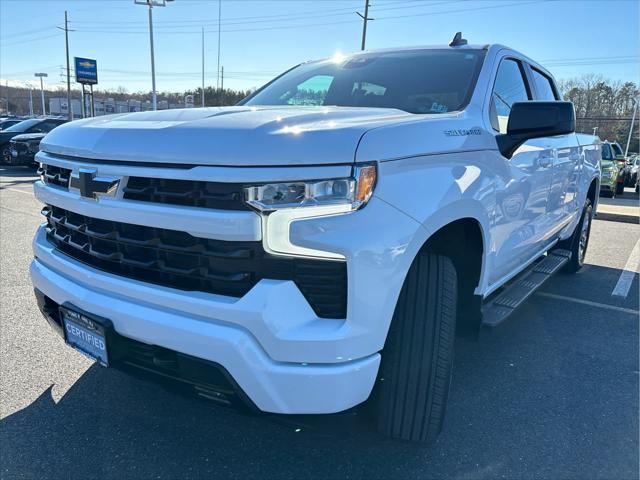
374 152 497 293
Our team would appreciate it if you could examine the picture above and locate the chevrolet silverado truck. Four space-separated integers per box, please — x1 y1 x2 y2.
30 35 601 443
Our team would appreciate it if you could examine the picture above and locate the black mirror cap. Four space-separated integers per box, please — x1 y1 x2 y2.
497 101 576 159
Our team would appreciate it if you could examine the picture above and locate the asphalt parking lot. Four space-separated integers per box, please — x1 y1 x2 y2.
1 166 638 480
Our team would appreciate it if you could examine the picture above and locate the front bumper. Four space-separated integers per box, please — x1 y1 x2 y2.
4 147 35 165
30 155 426 414
31 227 381 414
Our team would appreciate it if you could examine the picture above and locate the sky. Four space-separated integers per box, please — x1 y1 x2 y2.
1 0 639 95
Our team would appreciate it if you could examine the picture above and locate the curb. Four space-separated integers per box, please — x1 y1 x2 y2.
595 212 639 224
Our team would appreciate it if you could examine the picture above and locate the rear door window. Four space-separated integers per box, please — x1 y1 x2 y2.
531 68 558 100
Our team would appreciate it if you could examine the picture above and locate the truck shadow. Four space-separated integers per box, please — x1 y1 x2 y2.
1 265 638 479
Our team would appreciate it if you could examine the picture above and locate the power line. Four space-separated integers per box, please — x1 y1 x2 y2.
1 32 63 47
68 0 550 36
69 0 430 27
65 0 455 33
0 24 60 40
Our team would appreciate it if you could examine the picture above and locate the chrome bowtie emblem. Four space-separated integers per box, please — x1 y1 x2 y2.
70 168 120 199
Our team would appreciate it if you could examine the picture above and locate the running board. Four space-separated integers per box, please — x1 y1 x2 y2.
481 249 572 329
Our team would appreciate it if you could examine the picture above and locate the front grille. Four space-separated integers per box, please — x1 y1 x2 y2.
124 177 249 211
38 164 71 188
10 141 28 155
39 163 249 211
43 205 347 318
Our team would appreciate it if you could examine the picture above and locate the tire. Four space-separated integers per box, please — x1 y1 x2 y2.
559 198 593 273
615 181 624 195
374 252 457 443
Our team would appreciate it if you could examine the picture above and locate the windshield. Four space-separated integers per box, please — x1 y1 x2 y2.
242 49 486 114
4 119 40 133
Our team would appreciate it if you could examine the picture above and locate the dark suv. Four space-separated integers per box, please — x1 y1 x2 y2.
0 118 67 163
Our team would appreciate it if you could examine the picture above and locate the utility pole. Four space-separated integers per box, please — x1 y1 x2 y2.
220 66 224 106
201 27 205 107
357 0 373 51
35 73 48 115
148 2 157 110
216 0 222 95
28 87 34 116
57 11 74 119
64 12 73 120
624 98 638 157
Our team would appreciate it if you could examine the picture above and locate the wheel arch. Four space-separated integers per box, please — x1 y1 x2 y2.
419 216 486 335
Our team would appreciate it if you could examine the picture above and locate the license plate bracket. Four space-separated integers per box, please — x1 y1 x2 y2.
60 304 111 367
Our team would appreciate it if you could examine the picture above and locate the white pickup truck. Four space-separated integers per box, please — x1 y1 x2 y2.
31 35 601 443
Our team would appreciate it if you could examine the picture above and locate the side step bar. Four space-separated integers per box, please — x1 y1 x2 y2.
481 249 571 329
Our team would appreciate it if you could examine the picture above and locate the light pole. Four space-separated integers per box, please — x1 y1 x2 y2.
134 0 173 111
28 86 34 117
34 73 48 115
624 98 638 157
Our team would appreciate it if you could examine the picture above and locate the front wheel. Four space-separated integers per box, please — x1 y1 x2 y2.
560 198 593 273
374 252 457 443
616 181 625 195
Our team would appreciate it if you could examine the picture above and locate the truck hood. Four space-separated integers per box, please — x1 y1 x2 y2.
40 106 429 167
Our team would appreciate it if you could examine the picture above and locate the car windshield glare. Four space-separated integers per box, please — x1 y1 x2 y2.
4 119 40 133
242 49 486 114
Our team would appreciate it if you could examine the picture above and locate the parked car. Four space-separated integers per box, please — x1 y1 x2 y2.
30 36 600 443
627 154 639 187
0 118 23 131
0 117 66 161
601 141 630 194
4 133 48 167
599 149 620 198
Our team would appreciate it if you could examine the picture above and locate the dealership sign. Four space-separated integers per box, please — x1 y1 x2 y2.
74 57 98 85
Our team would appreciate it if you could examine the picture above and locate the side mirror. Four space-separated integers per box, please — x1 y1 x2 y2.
496 101 575 159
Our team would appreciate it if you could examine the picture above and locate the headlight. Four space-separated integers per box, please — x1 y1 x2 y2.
244 164 376 212
244 164 377 259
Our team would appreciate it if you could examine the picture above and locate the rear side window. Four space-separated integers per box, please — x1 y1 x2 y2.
490 58 531 133
531 68 558 100
611 143 623 156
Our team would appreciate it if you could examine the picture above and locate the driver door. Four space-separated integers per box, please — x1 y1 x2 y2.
489 58 555 285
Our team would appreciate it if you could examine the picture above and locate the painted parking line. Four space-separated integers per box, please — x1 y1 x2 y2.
1 187 34 195
612 237 640 298
536 292 639 316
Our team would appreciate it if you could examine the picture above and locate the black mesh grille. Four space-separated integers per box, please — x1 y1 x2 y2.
124 177 249 210
43 205 347 318
10 141 28 155
38 164 72 188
